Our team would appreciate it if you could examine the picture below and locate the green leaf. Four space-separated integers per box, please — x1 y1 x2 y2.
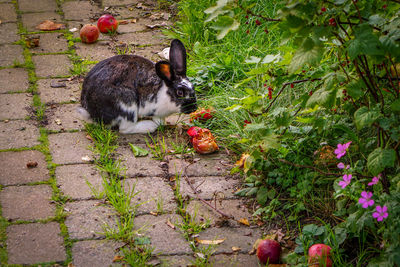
289 37 324 73
129 143 149 157
390 98 400 112
244 56 261 64
204 0 230 14
354 106 380 130
346 79 365 100
256 186 268 205
306 88 337 108
262 54 282 64
211 16 240 40
347 24 384 60
367 148 396 176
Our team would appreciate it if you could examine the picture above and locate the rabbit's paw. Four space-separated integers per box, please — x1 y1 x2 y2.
119 120 159 134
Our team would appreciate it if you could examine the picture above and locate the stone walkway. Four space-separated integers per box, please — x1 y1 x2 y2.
0 0 261 266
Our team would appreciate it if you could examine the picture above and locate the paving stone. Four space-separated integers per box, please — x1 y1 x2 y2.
210 254 260 267
197 226 261 254
65 200 116 240
179 176 240 200
106 5 141 19
37 78 81 104
0 44 24 67
0 93 31 120
62 1 101 21
0 120 40 149
125 177 176 214
45 103 84 131
0 23 19 44
0 185 55 221
117 18 152 33
159 255 196 266
118 133 153 145
29 33 68 54
115 31 167 46
134 214 192 255
129 44 165 62
168 153 230 177
18 0 57 12
56 164 103 200
33 54 72 78
75 41 115 61
72 240 122 267
0 3 17 22
117 144 164 177
186 199 253 227
6 222 66 264
0 68 29 93
0 150 50 186
21 12 63 32
48 131 93 164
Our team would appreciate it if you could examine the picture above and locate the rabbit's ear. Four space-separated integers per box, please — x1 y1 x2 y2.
155 61 174 82
169 39 186 76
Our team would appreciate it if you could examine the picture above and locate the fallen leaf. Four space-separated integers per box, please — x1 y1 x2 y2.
55 119 62 125
271 228 285 242
149 13 164 20
69 27 78 32
195 238 225 245
232 246 241 252
166 218 175 229
264 234 277 241
85 134 94 141
50 81 66 88
129 143 149 157
249 238 263 255
149 211 158 216
146 22 169 29
195 252 205 259
25 36 40 48
238 218 250 226
112 255 124 262
26 161 38 168
118 20 129 25
67 263 75 267
131 19 137 23
36 20 65 31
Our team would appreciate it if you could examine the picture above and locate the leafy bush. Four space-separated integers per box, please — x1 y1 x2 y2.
171 0 400 265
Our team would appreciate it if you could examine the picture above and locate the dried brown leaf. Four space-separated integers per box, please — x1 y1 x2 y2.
166 218 175 229
118 20 129 25
36 20 65 31
26 161 38 168
231 246 241 252
112 255 124 262
238 218 250 226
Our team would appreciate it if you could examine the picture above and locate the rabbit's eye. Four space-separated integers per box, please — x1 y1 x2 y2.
177 89 184 97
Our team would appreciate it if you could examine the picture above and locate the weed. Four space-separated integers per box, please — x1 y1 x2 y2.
114 44 134 55
145 134 168 161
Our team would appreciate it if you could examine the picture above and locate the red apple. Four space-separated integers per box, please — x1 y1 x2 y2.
308 244 332 267
256 239 281 264
190 108 214 122
191 128 219 154
97 14 118 33
80 24 99 44
187 126 201 143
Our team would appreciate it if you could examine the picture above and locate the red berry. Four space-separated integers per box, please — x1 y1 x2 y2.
264 28 269 34
290 83 294 88
246 29 249 34
245 15 249 19
321 7 327 12
302 70 306 73
268 87 273 91
245 21 249 24
342 89 347 95
244 120 251 125
264 83 267 87
383 4 387 9
309 91 313 96
343 97 348 101
329 18 336 26
255 19 261 26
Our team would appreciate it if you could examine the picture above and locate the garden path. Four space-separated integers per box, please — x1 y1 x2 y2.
0 0 263 265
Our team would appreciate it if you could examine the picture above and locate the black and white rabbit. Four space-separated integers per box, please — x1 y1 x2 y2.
79 39 197 133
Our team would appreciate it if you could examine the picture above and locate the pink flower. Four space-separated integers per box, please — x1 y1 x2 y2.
338 174 352 189
337 162 350 169
368 176 380 186
372 205 388 222
358 191 374 208
334 141 352 159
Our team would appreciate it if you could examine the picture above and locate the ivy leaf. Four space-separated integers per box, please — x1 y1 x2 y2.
129 143 149 157
367 148 396 176
354 106 381 130
289 37 324 73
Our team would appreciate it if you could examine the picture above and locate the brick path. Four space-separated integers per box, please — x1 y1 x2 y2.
0 0 261 266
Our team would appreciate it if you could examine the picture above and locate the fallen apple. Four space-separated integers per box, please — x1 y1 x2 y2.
190 128 218 154
97 14 118 33
257 239 281 264
190 107 214 122
80 24 99 44
308 244 332 267
187 126 201 143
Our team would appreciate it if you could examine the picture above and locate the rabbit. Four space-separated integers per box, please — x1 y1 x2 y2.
79 39 197 134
